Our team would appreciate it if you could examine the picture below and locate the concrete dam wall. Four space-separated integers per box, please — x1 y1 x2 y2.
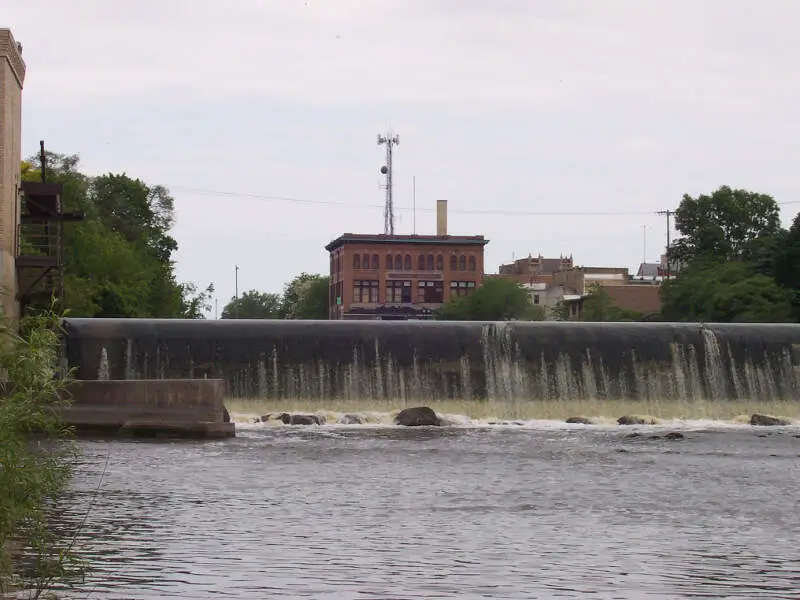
61 319 800 403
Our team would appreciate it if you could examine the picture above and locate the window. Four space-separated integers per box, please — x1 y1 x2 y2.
363 253 370 268
404 254 412 270
386 254 393 270
533 294 540 305
371 254 379 269
450 281 477 298
450 255 457 271
468 255 476 272
418 280 444 303
353 280 379 303
459 255 467 271
417 255 425 270
436 254 444 270
395 254 402 270
386 280 412 303
353 254 361 269
427 254 434 271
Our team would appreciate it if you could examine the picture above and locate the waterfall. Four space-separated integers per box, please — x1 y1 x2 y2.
98 347 110 381
64 319 800 403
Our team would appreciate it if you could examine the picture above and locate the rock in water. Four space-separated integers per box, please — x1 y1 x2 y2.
394 406 441 427
566 416 593 425
617 415 657 425
663 431 685 440
750 413 791 427
279 413 324 426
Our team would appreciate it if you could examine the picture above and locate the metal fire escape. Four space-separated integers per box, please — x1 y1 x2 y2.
15 179 84 314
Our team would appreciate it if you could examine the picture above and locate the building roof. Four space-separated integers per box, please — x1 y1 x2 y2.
325 233 489 252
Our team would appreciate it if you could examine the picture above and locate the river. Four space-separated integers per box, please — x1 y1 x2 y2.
54 414 799 600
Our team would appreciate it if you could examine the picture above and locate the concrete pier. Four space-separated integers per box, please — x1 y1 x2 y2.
62 379 235 439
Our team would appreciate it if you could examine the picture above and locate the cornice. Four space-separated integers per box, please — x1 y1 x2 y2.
0 29 26 88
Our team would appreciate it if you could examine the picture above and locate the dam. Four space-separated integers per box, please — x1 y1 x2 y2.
62 319 800 406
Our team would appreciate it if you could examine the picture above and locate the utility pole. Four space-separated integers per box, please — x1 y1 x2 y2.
412 175 416 235
234 265 239 318
657 210 674 278
377 133 399 235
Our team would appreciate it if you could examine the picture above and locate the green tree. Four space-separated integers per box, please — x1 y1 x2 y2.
20 152 210 318
660 260 795 322
281 273 329 319
222 290 282 319
579 284 642 322
670 186 782 265
438 277 543 321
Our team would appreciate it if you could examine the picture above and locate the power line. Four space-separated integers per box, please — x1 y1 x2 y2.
166 185 800 218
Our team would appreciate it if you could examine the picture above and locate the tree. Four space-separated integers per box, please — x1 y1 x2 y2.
660 260 795 322
772 211 800 318
281 273 329 319
20 152 211 318
222 290 282 319
580 284 642 322
438 277 543 321
670 186 782 265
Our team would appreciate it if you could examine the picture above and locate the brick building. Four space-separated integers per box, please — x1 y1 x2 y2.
326 200 489 319
0 29 25 319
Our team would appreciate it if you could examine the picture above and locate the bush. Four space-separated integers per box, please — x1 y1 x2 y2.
0 310 80 597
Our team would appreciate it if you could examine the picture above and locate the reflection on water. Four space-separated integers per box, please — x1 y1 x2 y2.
56 424 800 599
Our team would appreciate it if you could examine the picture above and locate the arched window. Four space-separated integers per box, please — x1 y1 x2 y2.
468 255 476 272
353 254 361 269
459 255 467 271
404 254 412 270
363 253 370 268
418 255 425 270
386 254 393 270
371 254 379 269
436 254 443 270
450 255 457 271
427 254 434 271
395 254 402 270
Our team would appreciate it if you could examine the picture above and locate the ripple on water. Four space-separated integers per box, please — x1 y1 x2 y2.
45 427 800 599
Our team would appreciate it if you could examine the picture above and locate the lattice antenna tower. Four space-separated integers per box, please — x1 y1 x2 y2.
377 133 399 234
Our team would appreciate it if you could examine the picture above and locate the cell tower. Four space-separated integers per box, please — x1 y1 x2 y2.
377 132 399 235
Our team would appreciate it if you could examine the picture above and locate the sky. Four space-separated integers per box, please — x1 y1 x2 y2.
6 0 800 315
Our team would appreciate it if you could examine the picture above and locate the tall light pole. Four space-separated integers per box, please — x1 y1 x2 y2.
234 265 239 318
377 133 399 235
657 210 674 278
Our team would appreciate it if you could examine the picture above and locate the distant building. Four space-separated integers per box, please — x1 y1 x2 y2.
0 29 26 319
552 266 629 295
326 200 489 320
498 254 573 278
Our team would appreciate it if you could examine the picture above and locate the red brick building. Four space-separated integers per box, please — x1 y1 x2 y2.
325 201 489 319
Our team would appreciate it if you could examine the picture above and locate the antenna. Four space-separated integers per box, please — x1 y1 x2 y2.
377 132 399 235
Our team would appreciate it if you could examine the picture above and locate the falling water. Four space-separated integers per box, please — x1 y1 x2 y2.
97 347 110 381
65 319 800 416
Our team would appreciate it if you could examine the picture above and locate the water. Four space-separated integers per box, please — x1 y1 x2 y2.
55 419 800 599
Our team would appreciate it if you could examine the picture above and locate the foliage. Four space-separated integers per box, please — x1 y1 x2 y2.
220 274 329 320
669 186 782 265
280 274 329 319
580 284 642 322
20 152 211 318
221 290 282 319
661 260 795 322
550 300 570 321
0 309 82 596
437 277 543 321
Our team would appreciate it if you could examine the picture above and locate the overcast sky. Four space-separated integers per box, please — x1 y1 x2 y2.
6 0 800 314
